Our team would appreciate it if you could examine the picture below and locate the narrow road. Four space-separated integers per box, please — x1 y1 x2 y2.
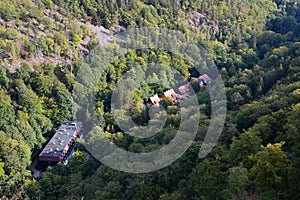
30 157 42 178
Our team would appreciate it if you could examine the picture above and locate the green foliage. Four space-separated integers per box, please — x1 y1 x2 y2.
250 142 289 197
0 67 9 89
181 158 227 199
226 167 250 199
54 31 69 56
0 0 299 199
229 130 262 166
0 131 31 195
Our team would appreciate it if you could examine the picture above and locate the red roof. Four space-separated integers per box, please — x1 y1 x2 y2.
196 74 212 83
178 84 190 95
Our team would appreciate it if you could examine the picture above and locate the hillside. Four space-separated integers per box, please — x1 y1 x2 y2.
0 0 113 72
0 0 300 199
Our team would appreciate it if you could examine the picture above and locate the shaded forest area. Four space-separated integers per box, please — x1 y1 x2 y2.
0 0 300 199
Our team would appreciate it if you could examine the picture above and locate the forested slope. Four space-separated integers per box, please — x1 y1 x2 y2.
0 0 300 199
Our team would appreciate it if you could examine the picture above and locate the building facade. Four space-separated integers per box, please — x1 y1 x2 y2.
38 121 83 165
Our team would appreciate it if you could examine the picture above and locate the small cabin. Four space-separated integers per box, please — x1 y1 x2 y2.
196 74 212 87
161 89 178 104
178 84 190 96
150 94 160 106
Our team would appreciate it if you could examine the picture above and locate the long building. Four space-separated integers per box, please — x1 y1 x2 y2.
39 121 83 164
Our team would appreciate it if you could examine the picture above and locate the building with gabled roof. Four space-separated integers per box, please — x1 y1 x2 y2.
150 94 160 106
163 89 177 99
196 74 212 87
162 89 178 104
178 83 190 96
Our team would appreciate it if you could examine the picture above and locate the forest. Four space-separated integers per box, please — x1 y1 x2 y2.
0 0 300 199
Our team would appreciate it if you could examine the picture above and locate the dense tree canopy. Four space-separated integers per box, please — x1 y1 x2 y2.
0 0 299 199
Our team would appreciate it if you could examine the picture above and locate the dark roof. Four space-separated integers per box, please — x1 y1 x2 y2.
39 121 82 159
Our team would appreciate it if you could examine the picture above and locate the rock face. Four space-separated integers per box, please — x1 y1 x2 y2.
190 11 207 27
189 10 220 37
87 23 112 46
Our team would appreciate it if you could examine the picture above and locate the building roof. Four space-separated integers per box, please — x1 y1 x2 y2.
164 89 177 98
196 74 212 83
178 84 190 95
39 121 82 160
150 94 160 105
